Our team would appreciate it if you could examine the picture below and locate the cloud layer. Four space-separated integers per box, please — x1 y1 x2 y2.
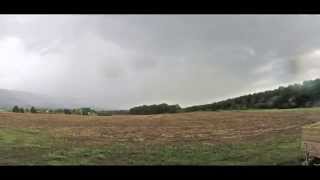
0 15 320 109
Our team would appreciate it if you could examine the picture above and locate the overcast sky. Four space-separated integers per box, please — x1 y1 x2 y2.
0 15 320 109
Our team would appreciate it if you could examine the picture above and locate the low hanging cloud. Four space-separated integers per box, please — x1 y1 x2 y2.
0 15 320 109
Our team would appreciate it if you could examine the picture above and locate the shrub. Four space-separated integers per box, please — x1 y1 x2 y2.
96 111 112 116
63 109 72 115
19 108 24 113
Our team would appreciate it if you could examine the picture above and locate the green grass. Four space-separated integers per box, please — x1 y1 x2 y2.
0 128 56 165
0 128 305 165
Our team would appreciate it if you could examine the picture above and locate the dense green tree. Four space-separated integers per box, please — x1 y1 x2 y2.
183 78 320 112
12 106 19 113
129 103 182 115
30 106 37 113
19 108 24 113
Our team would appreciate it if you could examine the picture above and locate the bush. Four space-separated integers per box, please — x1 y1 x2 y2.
96 111 112 116
19 108 24 113
63 109 72 115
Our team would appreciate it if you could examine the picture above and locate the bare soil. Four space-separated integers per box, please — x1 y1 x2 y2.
0 110 319 146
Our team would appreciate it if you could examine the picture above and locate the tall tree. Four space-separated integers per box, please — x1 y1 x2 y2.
30 106 37 113
12 106 19 113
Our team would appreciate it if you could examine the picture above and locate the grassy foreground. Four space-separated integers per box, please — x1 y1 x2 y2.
0 128 304 165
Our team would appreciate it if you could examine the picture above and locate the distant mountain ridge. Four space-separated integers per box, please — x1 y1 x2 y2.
4 78 320 111
0 89 81 109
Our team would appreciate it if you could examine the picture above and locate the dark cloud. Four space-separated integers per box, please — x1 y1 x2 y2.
0 15 320 108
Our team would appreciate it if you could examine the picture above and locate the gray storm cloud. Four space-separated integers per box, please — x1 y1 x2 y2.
0 15 320 109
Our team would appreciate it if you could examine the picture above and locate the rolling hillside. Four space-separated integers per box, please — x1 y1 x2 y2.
184 79 320 112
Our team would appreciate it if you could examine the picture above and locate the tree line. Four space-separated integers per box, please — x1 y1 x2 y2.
11 106 114 116
10 78 320 115
12 106 37 113
129 103 181 115
183 78 320 112
11 106 95 115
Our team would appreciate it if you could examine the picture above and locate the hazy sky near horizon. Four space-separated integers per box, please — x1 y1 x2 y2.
0 15 320 109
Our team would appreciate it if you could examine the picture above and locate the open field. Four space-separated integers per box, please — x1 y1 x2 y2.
0 109 320 165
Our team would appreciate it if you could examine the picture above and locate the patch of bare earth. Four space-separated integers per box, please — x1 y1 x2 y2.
0 111 319 146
